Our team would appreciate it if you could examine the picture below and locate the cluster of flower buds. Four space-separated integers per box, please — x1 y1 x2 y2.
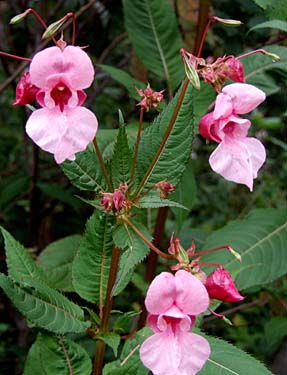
100 183 128 213
156 180 175 198
135 83 164 112
168 235 244 304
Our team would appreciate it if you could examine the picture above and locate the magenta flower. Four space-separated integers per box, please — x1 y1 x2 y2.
205 267 244 303
13 72 39 106
25 45 98 163
140 270 210 375
199 83 266 191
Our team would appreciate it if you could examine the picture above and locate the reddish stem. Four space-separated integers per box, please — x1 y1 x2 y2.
192 245 232 258
0 51 31 62
129 107 144 188
67 12 76 45
25 8 58 45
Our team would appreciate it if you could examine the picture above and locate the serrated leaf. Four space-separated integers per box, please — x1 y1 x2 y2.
199 333 273 375
113 311 141 333
61 146 104 191
97 332 121 357
111 123 132 186
72 211 115 303
98 65 145 100
136 83 194 192
249 19 287 33
0 226 49 285
201 208 287 290
24 332 92 375
0 273 89 333
112 222 152 295
38 235 81 292
137 193 188 209
170 162 196 230
123 0 184 90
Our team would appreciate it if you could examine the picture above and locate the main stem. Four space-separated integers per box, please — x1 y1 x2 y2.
133 77 189 199
93 245 121 375
129 107 144 188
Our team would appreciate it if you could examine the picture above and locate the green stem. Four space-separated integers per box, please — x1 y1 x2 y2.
93 245 121 375
133 77 190 199
124 218 174 260
93 138 113 192
129 107 144 188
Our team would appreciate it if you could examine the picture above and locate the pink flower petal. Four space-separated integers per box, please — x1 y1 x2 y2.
222 83 266 114
209 137 254 190
242 137 266 178
174 270 209 316
199 112 221 143
140 327 210 375
217 114 250 139
30 46 94 90
145 272 175 314
26 106 98 163
213 92 233 120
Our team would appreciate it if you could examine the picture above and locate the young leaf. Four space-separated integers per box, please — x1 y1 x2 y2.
201 208 287 290
136 82 194 191
123 0 184 90
72 211 115 303
0 226 49 285
97 332 121 357
249 19 287 33
38 235 82 292
137 193 188 209
24 332 92 375
111 122 132 186
112 222 152 295
0 273 89 334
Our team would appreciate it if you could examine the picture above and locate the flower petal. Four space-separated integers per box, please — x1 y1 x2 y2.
26 106 98 164
54 107 98 163
242 137 266 178
145 272 175 314
199 112 221 143
222 83 266 114
30 45 94 90
209 137 254 190
213 92 233 120
174 270 209 316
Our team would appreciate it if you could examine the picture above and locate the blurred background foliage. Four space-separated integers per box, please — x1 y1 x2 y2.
0 0 286 374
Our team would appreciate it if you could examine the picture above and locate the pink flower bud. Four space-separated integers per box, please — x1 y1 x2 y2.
13 72 39 106
135 83 164 111
100 193 114 212
156 180 175 198
113 189 125 211
205 267 244 302
218 56 245 83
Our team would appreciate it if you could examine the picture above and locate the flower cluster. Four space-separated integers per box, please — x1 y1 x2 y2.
100 183 128 213
199 83 266 191
15 41 98 163
136 83 164 111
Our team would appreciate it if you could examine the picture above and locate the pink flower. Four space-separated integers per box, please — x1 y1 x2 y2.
140 270 210 375
199 83 266 191
25 45 98 163
13 72 39 106
205 267 244 303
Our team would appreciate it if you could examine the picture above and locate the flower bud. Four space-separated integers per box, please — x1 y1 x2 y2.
156 180 175 199
205 267 244 302
10 10 29 24
13 72 39 106
135 83 164 112
213 17 242 27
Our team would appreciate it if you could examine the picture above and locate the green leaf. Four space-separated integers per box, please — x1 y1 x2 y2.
0 226 49 284
137 193 188 209
38 235 82 292
201 208 287 290
98 65 145 100
252 0 269 9
249 19 287 33
97 332 121 357
103 327 150 375
0 174 29 210
263 316 287 356
37 182 81 210
112 222 152 295
111 122 132 186
72 211 115 303
136 83 194 191
198 333 273 375
243 45 287 95
24 332 92 375
0 273 89 333
170 163 197 230
193 83 216 128
61 146 104 191
123 0 184 90
113 311 141 333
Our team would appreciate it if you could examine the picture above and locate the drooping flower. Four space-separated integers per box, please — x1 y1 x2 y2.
205 267 244 302
25 44 98 163
199 83 266 191
139 270 210 375
13 71 39 106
